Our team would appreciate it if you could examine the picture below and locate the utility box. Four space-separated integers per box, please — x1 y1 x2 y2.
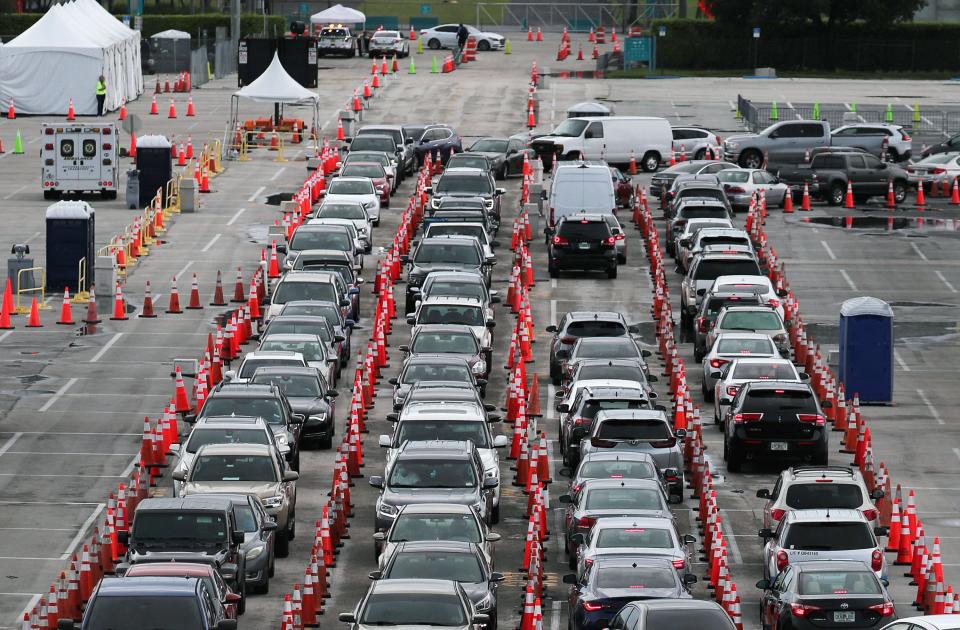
46 201 95 294
180 178 198 213
126 169 140 209
134 135 173 207
7 250 37 296
838 296 894 404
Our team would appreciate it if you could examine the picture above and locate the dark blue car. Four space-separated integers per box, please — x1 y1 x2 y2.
57 576 237 630
414 125 463 166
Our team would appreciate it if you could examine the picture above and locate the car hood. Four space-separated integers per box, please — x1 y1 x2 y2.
287 397 331 416
724 133 760 144
383 487 481 506
183 481 282 500
460 582 492 604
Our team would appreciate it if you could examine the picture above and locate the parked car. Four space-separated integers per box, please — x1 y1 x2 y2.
123 562 242 618
907 152 960 191
317 25 355 57
756 466 883 530
529 116 672 171
604 600 736 630
372 503 500 567
338 579 485 630
724 120 831 169
650 160 736 199
715 167 790 211
420 24 504 50
467 136 532 179
831 123 912 161
777 149 909 205
672 125 725 161
368 29 410 57
414 125 463 165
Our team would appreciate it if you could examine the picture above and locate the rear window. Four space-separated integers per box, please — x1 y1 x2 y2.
644 610 734 629
706 296 760 316
812 155 845 170
784 483 863 510
578 364 646 382
798 571 880 596
694 259 762 281
576 339 637 359
578 459 656 481
701 236 750 248
581 399 649 419
717 338 776 355
558 221 611 240
717 170 750 183
783 522 874 550
596 528 673 549
597 419 669 440
678 205 728 219
742 389 818 415
718 310 782 331
85 595 203 629
595 565 677 589
584 488 662 511
566 320 627 337
731 362 796 380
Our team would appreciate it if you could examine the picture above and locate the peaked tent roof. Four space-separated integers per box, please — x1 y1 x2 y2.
1 4 103 56
234 52 319 104
310 3 366 25
151 29 191 39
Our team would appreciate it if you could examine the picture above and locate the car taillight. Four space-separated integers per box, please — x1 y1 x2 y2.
862 508 879 522
553 235 569 246
672 559 686 569
930 167 946 175
868 602 895 617
573 417 590 426
582 601 604 612
44 143 54 151
900 131 911 141
797 414 826 426
789 603 820 618
584 558 594 569
776 550 789 572
767 298 780 309
733 412 763 424
103 143 112 150
572 483 582 492
549 207 555 225
715 135 722 145
45 128 54 135
871 548 883 572
726 385 740 397
770 508 786 521
725 186 747 194
576 516 597 528
697 317 710 333
614 233 626 241
604 236 616 246
709 358 729 369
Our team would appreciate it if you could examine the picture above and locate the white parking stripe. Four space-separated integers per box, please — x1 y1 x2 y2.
893 349 911 372
820 240 836 260
935 270 958 293
839 269 857 291
201 233 221 252
226 207 246 225
910 242 928 261
0 433 23 457
270 166 287 181
917 389 944 425
247 185 265 202
39 377 78 412
89 332 123 363
60 503 105 560
0 331 13 344
720 509 743 564
550 600 561 630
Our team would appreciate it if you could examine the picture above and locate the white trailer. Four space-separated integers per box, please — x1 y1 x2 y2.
40 123 120 200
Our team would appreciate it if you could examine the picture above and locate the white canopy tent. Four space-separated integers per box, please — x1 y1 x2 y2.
230 52 320 145
151 30 191 40
0 0 141 115
310 4 366 26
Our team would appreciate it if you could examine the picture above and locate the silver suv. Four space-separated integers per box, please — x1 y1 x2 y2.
756 466 884 530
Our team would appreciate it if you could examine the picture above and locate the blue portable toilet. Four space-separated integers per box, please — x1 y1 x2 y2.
838 297 894 404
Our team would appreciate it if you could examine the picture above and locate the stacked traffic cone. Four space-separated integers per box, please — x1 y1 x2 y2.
139 281 157 318
56 288 74 325
118 100 126 121
174 366 191 414
800 182 811 211
26 297 42 327
168 98 177 119
109 283 128 320
83 285 101 324
210 270 227 306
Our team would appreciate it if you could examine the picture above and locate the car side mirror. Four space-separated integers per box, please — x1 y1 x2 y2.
870 489 885 500
335 334 346 343
558 494 572 504
756 489 771 499
756 578 771 590
339 613 357 623
388 377 399 385
482 477 499 489
400 255 410 264
386 412 399 422
291 413 306 424
276 244 287 254
679 239 691 248
398 344 410 353
557 403 570 413
340 298 351 307
493 435 509 447
562 574 578 585
875 526 889 537
491 240 502 248
696 288 706 296
683 534 696 545
758 528 775 539
545 325 558 333
709 368 722 379
475 378 488 387
327 389 340 398
647 374 658 383
491 296 501 304
232 530 245 545
117 531 129 545
172 470 187 482
486 320 496 329
555 349 570 360
683 574 698 585
495 187 506 195
641 349 652 358
570 533 584 545
484 403 496 412
485 532 502 542
369 476 384 488
169 443 181 454
674 428 687 439
406 315 416 325
490 572 505 582
283 470 300 482
799 372 811 381
263 521 279 531
368 570 382 580
880 577 889 587
424 186 433 194
224 369 237 382
373 531 386 542
216 622 238 630
821 400 833 409
378 435 391 447
627 324 640 334
777 288 789 298
57 621 78 630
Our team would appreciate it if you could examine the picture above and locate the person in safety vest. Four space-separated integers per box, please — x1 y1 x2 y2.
95 75 107 117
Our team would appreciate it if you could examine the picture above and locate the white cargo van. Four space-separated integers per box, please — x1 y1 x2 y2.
40 123 120 199
547 162 617 228
530 116 672 172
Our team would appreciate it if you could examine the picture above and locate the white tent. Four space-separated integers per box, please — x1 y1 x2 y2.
234 52 319 104
310 3 366 25
151 29 191 40
0 0 141 115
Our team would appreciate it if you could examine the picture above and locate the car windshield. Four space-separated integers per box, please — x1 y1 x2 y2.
785 483 864 510
235 505 258 533
191 454 277 482
448 155 490 170
133 512 227 542
238 358 301 379
281 304 339 326
719 310 782 331
388 551 485 582
566 320 626 337
694 259 762 281
552 119 589 138
390 513 481 543
428 225 487 243
427 281 486 301
347 152 390 167
436 175 493 195
318 203 368 220
597 528 674 549
372 31 400 39
558 221 609 240
717 170 751 183
578 459 656 481
584 487 662 511
419 305 484 326
258 339 326 363
350 136 395 152
396 420 489 448
577 364 646 382
595 565 677 589
679 204 727 219
415 243 481 265
799 571 880 595
341 164 385 180
252 374 321 397
329 179 375 195
402 363 472 384
644 610 733 629
290 230 351 252
596 419 670 440
361 592 467 626
389 459 476 488
85 595 204 629
731 362 795 380
576 339 638 360
412 332 479 355
783 522 874 551
272 281 336 305
717 338 775 355
201 397 285 425
471 139 509 152
185 427 270 454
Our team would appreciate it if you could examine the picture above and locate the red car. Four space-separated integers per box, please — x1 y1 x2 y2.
610 166 635 209
124 562 242 618
340 162 391 207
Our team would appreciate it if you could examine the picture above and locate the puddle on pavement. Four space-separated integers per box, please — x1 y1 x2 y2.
803 216 960 231
18 375 48 384
265 192 296 206
805 322 959 346
548 70 607 79
247 224 271 245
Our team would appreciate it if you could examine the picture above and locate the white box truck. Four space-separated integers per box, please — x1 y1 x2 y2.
40 123 120 200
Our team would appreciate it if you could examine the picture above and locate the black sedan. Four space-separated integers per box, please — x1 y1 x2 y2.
564 555 694 630
757 560 895 630
250 366 338 449
467 136 532 180
413 125 463 166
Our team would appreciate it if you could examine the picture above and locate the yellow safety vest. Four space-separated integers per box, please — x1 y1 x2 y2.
96 81 106 96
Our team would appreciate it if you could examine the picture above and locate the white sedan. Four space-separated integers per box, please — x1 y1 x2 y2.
419 24 504 51
700 332 779 403
368 30 410 58
322 177 381 225
906 152 960 191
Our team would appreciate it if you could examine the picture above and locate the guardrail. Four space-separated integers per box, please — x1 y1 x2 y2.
14 267 48 314
71 258 89 303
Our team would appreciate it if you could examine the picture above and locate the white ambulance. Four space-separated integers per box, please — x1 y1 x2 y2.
40 123 120 200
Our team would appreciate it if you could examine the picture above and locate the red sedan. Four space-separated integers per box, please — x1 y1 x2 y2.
610 166 635 209
124 562 242 618
340 162 392 207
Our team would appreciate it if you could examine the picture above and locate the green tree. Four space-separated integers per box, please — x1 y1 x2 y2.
711 0 926 29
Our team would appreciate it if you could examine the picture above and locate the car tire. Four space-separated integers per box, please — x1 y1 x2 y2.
487 607 498 630
702 380 714 402
478 40 491 51
427 38 441 49
617 253 626 264
607 266 618 279
893 180 907 203
236 576 246 614
828 183 845 206
288 510 296 541
549 263 559 278
812 441 829 466
319 434 333 450
726 440 743 473
275 530 290 558
256 578 270 595
694 346 704 363
694 148 706 161
102 189 117 200
491 502 500 524
641 151 660 172
269 553 275 578
738 150 763 170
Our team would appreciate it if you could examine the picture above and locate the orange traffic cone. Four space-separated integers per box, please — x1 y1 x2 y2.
166 277 182 314
0 280 14 330
536 28 543 42
109 283 128 320
527 104 536 129
83 285 101 324
916 178 926 206
801 182 811 210
381 58 388 75
139 280 157 318
149 95 158 115
268 241 281 278
951 178 960 205
186 96 195 117
186 135 194 159
128 131 137 158
118 100 126 121
177 143 186 166
783 190 794 213
210 270 227 306
26 297 42 327
173 366 191 413
56 288 74 325
66 98 75 121
527 28 533 41
168 98 177 119
6 98 14 119
886 180 897 208
186 273 203 310
576 45 583 60
628 150 638 175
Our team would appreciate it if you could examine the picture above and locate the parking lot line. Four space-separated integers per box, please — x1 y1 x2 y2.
893 349 911 372
916 388 944 425
0 434 22 457
910 241 928 261
38 377 77 412
226 207 246 225
201 233 221 252
935 270 958 293
0 331 13 344
270 166 287 181
820 240 836 260
175 260 194 278
88 332 123 363
60 504 105 560
247 185 265 202
720 510 744 564
550 600 560 630
839 269 857 291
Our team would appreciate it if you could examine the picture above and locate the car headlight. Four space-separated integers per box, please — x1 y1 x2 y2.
484 466 498 479
726 141 739 149
378 502 398 517
473 360 486 375
246 545 264 560
364 200 376 209
275 433 289 448
309 413 328 425
263 495 284 509
431 198 441 210
483 199 494 210
475 593 494 611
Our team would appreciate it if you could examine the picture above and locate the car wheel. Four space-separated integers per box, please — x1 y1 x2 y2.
491 502 500 524
288 510 296 541
275 530 290 558
256 577 270 595
828 183 845 206
237 577 246 615
893 180 907 203
549 263 559 278
319 434 333 450
811 441 829 465
478 39 491 51
726 441 743 473
702 380 714 402
486 607 498 630
269 553 275 577
738 150 763 169
641 151 660 172
607 266 618 279
617 253 626 264
427 38 441 49
694 148 706 161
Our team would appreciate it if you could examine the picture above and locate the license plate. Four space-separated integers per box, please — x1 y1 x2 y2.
833 611 855 623
578 242 590 249
770 442 788 451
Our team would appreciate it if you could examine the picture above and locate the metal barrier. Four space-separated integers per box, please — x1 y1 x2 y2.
72 257 89 303
15 267 48 314
272 134 288 163
475 2 677 31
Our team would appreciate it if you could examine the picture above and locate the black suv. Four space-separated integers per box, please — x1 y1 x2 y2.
428 168 504 227
119 496 248 614
546 311 636 385
403 236 491 313
691 291 762 360
198 383 303 471
249 366 338 449
547 214 618 279
559 386 654 467
722 381 829 472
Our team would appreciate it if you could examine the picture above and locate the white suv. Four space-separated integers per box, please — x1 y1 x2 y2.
711 357 803 424
756 466 884 530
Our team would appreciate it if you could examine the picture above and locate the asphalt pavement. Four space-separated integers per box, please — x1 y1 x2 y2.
1 34 959 630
